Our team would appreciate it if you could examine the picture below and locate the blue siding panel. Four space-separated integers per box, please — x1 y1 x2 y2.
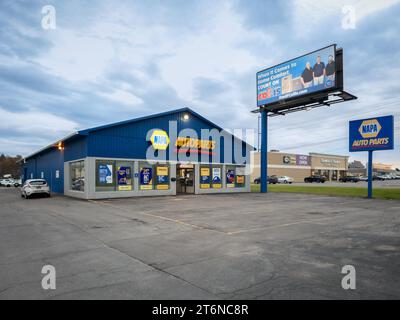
87 110 251 164
64 136 87 162
23 148 64 193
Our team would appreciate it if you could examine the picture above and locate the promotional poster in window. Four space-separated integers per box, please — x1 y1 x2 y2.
257 45 336 107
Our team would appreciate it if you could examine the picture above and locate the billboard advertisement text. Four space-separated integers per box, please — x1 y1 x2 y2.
257 45 336 107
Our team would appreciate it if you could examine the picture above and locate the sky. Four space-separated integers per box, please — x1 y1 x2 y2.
0 0 399 167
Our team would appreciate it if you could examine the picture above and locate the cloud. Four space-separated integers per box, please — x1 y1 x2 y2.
0 0 398 169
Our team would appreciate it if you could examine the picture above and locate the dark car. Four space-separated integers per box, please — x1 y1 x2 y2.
304 175 327 183
339 176 359 183
254 175 278 184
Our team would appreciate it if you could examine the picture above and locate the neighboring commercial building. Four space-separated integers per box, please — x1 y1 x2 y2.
251 151 349 182
348 161 396 176
348 160 366 176
371 163 394 175
20 108 253 199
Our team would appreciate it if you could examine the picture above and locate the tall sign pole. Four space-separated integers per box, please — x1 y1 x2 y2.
349 115 394 199
260 109 268 193
367 150 373 199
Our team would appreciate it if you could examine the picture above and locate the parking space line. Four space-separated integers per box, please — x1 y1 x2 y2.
227 215 345 235
89 200 230 235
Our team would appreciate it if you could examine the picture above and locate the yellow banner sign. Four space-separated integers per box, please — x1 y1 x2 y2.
157 167 169 176
176 137 216 150
156 184 169 190
118 185 132 191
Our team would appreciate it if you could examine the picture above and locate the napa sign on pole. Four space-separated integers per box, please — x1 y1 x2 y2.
349 115 394 198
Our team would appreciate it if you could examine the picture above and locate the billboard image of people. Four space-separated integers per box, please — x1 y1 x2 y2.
257 45 336 107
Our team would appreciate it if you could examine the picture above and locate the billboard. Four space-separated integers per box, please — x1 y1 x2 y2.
257 45 337 107
349 115 394 152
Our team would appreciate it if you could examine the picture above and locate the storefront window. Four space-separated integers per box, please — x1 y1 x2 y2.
226 166 235 188
211 166 222 189
139 162 154 190
155 165 170 190
96 160 116 192
70 160 85 191
200 166 211 189
235 166 246 188
116 162 133 191
321 170 330 179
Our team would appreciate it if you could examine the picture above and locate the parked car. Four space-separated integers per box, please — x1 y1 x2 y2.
373 175 387 181
304 175 327 183
268 175 278 184
21 179 50 199
277 176 294 184
339 176 360 183
358 176 368 181
13 179 22 187
253 175 278 184
0 179 15 187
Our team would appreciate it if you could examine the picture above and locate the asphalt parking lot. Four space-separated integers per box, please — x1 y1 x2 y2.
1 188 399 299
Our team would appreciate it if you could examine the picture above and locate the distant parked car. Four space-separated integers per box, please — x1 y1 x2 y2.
304 175 327 183
277 176 294 184
254 176 278 184
21 179 50 199
339 176 360 183
268 175 278 184
0 179 15 187
358 176 368 181
373 175 387 181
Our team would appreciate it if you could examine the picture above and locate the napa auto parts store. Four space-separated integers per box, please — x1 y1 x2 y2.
20 108 253 199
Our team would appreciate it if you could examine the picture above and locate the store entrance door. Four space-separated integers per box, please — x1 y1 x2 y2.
176 164 195 194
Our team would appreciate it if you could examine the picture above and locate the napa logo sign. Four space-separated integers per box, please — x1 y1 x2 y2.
150 130 170 150
349 116 394 152
358 119 381 138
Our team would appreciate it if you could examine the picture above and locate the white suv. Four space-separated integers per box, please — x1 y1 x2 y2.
21 179 50 199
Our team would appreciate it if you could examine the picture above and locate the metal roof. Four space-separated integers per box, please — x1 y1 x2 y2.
21 107 254 161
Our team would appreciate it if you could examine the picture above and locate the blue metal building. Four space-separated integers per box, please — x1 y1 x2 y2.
21 108 253 199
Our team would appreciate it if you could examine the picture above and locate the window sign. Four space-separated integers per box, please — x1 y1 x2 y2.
117 166 132 191
55 170 60 179
236 175 245 185
156 166 169 190
212 167 222 189
99 164 113 184
200 167 211 189
140 167 153 190
226 169 235 188
236 167 246 187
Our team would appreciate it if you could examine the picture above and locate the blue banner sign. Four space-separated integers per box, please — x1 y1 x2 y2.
257 45 336 107
349 115 394 152
99 164 113 184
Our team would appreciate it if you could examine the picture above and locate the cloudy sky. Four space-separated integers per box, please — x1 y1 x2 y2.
1 0 399 167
